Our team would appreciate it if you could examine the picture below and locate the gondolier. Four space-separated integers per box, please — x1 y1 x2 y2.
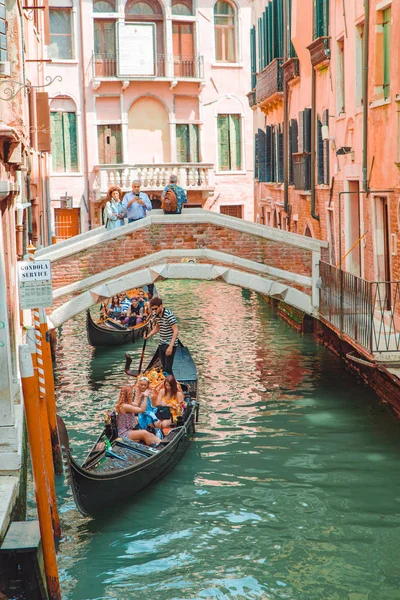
145 297 179 375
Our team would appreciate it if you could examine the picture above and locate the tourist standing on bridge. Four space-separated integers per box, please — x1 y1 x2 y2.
145 297 180 375
161 174 188 214
104 186 125 230
122 180 152 223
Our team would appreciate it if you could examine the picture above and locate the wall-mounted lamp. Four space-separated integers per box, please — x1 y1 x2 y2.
321 125 329 141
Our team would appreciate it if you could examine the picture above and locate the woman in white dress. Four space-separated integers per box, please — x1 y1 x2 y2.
104 186 125 230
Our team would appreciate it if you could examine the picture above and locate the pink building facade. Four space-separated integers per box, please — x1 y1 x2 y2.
44 0 255 237
249 0 400 285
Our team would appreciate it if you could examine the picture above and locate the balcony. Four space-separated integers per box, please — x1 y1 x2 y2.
246 90 256 109
93 53 204 81
94 163 215 196
282 57 300 85
255 58 283 111
307 37 330 70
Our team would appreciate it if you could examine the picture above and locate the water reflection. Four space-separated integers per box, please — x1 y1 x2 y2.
28 280 400 599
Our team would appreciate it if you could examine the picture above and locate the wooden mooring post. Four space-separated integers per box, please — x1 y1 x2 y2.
18 345 62 600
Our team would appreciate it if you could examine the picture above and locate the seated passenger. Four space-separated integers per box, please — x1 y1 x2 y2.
115 382 160 445
126 297 144 326
137 289 149 317
120 294 131 322
154 374 186 428
108 295 123 320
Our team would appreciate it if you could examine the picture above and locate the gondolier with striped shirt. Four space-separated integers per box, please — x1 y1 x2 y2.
145 297 180 375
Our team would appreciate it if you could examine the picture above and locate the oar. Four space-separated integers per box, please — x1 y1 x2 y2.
125 327 148 377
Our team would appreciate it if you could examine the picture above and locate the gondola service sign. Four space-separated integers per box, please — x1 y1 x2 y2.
18 259 53 309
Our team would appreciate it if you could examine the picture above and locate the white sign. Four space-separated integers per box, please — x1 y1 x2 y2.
117 22 155 77
18 260 53 310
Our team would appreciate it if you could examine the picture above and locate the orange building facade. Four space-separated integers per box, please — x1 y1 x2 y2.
249 0 400 287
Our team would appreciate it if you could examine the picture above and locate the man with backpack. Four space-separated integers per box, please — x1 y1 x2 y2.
161 174 188 214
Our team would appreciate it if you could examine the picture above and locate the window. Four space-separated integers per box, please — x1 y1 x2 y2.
48 9 74 59
383 7 391 99
172 22 194 77
176 124 199 162
217 114 241 171
50 111 78 172
220 205 243 218
0 0 7 61
97 125 122 164
258 1 284 71
125 0 164 68
126 0 155 15
93 0 115 11
214 0 236 63
172 0 192 15
314 0 329 39
336 38 345 114
355 23 364 107
94 20 116 76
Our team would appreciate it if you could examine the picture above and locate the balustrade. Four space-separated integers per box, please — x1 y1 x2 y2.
94 163 215 194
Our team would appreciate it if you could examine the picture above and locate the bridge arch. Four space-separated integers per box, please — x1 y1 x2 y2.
36 209 328 328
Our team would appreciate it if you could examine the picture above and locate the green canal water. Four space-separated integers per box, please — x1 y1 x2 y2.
32 280 400 599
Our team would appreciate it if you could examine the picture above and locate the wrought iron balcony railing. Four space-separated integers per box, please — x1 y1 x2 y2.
282 57 300 85
319 260 400 355
255 58 284 107
93 53 204 80
94 163 215 195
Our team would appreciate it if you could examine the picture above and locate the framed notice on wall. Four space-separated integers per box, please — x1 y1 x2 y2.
117 22 156 77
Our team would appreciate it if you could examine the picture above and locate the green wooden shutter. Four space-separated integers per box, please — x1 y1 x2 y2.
218 115 229 170
383 7 391 98
50 112 65 172
276 0 283 58
189 124 199 162
267 2 273 62
63 112 78 172
250 26 256 89
176 124 188 162
258 17 262 72
229 115 241 170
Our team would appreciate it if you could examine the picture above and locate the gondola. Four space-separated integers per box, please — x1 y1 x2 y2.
58 343 199 518
86 310 149 347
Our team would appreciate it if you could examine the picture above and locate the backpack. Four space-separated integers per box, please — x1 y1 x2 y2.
162 186 178 213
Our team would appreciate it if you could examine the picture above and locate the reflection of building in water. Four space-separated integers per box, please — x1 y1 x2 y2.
44 0 255 237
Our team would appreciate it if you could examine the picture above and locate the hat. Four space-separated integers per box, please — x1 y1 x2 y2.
139 376 149 382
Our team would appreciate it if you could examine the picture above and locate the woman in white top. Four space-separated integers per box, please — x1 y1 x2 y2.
104 186 125 230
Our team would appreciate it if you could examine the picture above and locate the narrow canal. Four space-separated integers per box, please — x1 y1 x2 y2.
37 281 400 599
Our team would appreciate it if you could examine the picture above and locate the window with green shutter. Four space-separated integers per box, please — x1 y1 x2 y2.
314 0 329 39
250 26 256 89
176 124 199 162
50 111 78 172
217 114 242 171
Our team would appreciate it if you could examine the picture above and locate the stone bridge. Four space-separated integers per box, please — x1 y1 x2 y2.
36 209 328 329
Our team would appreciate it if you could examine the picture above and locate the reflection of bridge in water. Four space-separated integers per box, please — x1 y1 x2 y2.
37 209 327 329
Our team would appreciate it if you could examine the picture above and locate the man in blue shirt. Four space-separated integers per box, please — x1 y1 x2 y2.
161 174 188 214
122 180 152 223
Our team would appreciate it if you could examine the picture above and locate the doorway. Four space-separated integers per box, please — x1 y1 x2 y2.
374 195 391 309
347 181 362 277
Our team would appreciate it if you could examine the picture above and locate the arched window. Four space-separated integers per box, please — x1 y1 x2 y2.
214 0 236 63
172 1 192 15
93 0 115 12
125 0 162 16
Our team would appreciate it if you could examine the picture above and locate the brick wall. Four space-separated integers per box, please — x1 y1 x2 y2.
50 222 314 293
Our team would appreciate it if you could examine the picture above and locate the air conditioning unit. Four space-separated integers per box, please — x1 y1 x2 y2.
0 61 11 78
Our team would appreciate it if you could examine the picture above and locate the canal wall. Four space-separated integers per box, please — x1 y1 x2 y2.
262 294 400 416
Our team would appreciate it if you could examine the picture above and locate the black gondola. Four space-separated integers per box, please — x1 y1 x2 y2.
58 343 199 518
86 310 149 347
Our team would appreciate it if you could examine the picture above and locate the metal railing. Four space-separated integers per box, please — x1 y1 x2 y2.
93 53 203 79
319 261 400 354
255 58 284 105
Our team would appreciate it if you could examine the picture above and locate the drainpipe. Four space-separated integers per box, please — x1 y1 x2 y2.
311 67 319 220
362 0 370 192
283 0 289 213
78 0 91 230
27 172 33 243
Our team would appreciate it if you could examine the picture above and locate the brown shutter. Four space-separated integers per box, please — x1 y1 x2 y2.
36 92 51 152
43 0 50 45
29 88 38 149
